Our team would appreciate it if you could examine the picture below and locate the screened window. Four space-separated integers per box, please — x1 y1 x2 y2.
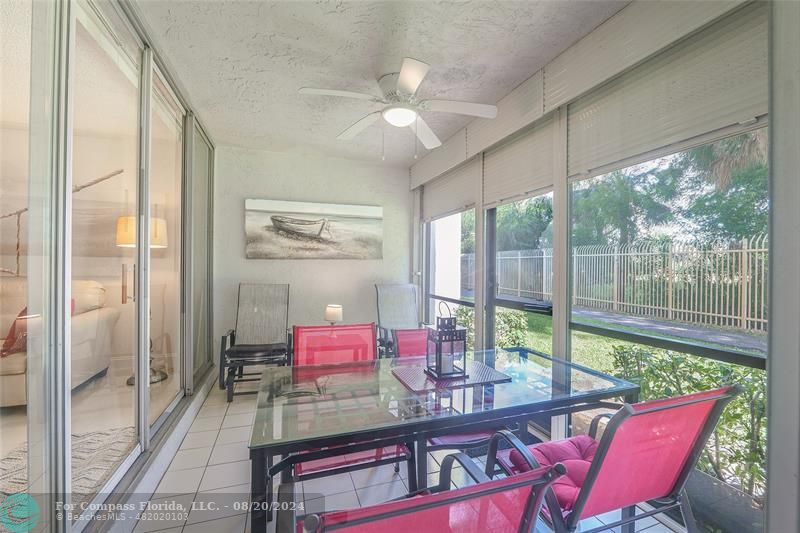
487 192 554 353
427 209 475 348
569 129 768 532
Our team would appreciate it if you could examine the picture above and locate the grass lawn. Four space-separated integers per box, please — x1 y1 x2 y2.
521 312 636 374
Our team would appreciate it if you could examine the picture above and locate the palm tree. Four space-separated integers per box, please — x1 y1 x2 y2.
688 129 768 190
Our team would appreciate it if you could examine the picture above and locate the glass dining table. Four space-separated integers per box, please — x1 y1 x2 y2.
248 348 639 533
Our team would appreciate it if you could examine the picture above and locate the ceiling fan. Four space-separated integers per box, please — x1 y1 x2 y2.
299 57 498 150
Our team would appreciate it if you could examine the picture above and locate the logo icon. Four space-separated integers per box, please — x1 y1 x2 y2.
0 493 40 533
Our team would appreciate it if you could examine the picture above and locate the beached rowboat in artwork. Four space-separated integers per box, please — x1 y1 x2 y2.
270 215 331 239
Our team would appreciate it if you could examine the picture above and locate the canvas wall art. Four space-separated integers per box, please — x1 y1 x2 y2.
244 199 383 259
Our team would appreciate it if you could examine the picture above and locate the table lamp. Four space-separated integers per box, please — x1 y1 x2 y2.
324 304 343 326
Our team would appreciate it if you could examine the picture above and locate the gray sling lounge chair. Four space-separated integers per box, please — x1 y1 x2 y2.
375 283 421 356
219 283 289 402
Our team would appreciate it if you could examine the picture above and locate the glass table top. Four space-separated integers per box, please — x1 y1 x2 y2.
249 349 637 450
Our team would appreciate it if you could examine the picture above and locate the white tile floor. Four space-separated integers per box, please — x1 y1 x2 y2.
134 384 678 533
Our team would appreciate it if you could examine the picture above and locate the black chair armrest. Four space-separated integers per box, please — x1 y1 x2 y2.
485 429 540 478
287 331 293 365
589 413 614 439
436 452 491 491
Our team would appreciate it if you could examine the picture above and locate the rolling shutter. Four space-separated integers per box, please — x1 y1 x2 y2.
483 116 554 207
567 2 767 178
422 157 480 221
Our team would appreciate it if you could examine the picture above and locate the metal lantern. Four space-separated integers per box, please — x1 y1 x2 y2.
425 313 468 380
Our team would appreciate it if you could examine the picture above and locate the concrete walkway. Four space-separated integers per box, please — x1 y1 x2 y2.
572 307 767 355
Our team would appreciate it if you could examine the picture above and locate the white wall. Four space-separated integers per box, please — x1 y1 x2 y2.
213 147 413 343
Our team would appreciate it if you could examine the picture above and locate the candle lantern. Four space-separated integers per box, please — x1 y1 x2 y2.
425 314 468 380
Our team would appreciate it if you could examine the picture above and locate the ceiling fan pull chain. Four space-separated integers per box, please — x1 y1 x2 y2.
414 117 418 160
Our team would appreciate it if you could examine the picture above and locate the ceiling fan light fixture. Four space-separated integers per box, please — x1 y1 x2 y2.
382 105 418 127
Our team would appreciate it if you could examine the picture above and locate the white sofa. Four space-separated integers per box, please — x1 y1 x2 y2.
0 278 120 407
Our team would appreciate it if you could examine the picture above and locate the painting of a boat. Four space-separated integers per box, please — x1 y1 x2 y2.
245 199 383 260
270 215 330 239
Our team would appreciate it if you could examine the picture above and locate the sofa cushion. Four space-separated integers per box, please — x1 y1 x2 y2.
72 280 106 314
0 351 26 376
1 278 103 334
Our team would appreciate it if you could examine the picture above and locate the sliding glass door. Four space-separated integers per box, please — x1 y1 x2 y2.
148 68 185 428
69 0 142 504
191 125 213 381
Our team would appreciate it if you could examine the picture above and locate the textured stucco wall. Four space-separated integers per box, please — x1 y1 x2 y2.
213 146 412 345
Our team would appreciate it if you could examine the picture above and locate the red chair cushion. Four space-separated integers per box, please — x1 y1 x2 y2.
496 435 598 512
295 445 409 476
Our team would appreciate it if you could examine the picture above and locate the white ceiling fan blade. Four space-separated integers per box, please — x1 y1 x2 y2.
423 100 498 119
299 87 380 102
396 58 430 96
411 117 441 149
337 112 381 140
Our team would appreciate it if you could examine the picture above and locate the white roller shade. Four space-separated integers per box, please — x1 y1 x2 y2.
483 116 554 207
567 2 767 178
422 157 480 222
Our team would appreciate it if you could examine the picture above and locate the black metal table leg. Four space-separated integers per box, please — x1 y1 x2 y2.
416 434 428 490
621 390 640 533
250 449 268 533
405 439 418 492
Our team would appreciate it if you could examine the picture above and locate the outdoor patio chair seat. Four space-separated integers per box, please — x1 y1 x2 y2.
495 434 598 512
428 430 498 447
294 444 411 476
225 342 288 361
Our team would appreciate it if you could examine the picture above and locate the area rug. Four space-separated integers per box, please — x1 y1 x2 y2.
0 427 136 507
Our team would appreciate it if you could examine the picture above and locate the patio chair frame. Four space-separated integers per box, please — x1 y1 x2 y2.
484 385 741 533
219 283 290 402
290 451 566 533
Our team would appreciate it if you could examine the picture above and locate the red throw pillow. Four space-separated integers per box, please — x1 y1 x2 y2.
2 307 29 357
1 299 75 357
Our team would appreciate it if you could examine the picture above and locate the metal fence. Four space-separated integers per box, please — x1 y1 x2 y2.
461 234 769 332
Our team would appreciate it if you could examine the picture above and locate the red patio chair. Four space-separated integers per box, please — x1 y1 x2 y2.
484 385 741 533
392 328 428 357
295 451 566 533
293 323 378 366
275 323 414 518
392 327 516 473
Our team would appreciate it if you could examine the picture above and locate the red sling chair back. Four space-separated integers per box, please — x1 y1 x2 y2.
302 463 566 533
292 323 377 366
391 328 428 357
487 385 741 532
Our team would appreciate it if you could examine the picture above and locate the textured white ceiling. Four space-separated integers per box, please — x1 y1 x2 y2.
134 1 629 167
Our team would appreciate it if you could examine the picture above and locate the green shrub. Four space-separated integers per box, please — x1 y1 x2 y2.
453 306 528 349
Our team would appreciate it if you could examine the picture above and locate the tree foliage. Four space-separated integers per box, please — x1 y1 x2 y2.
496 196 553 251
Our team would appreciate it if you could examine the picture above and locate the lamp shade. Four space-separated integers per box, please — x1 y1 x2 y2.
324 304 343 323
116 216 168 248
